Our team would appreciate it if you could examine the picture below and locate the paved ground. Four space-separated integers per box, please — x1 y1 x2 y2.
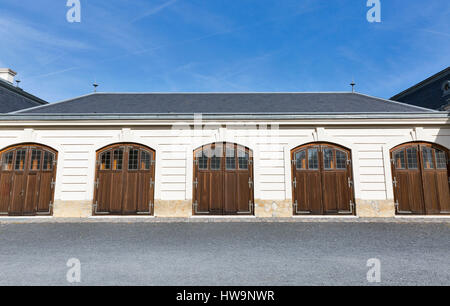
0 222 449 286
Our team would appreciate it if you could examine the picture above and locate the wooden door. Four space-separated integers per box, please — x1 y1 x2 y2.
291 143 354 215
0 144 57 216
193 143 253 215
391 142 450 215
94 144 155 215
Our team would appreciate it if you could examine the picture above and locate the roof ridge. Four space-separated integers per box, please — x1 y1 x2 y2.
12 92 96 114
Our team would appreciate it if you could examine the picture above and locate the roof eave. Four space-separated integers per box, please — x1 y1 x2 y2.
0 112 448 121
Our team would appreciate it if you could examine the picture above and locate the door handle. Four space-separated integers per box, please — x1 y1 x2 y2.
20 189 24 197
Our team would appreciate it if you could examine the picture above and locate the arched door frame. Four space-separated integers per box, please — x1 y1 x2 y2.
285 133 360 201
87 129 162 202
290 141 356 215
93 142 156 215
0 143 58 216
383 136 450 201
186 128 259 201
389 141 449 215
192 142 254 215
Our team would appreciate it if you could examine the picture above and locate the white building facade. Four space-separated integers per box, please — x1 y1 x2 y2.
0 112 448 218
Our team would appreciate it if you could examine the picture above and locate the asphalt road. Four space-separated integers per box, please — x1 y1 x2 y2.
0 222 449 286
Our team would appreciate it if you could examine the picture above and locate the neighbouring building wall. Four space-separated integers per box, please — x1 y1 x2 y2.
0 123 449 218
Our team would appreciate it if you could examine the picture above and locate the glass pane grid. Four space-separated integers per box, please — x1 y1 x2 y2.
336 150 347 169
128 149 139 170
198 155 208 170
238 151 249 170
323 148 334 170
393 150 406 169
210 156 221 170
308 148 319 170
15 150 26 171
406 147 418 169
30 149 42 171
2 151 14 171
226 156 236 170
140 150 151 170
226 147 236 170
435 150 447 169
43 151 54 171
113 149 123 170
295 150 306 170
422 147 435 169
101 151 111 170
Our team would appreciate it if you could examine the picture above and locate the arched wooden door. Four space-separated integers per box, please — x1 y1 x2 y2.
94 143 155 215
0 144 57 216
391 142 450 215
291 143 355 215
193 143 254 215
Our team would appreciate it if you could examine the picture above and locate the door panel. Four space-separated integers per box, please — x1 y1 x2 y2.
295 171 322 214
223 172 237 214
435 171 450 212
322 172 350 213
391 143 450 215
237 172 250 213
422 171 440 214
94 144 155 215
23 173 39 215
394 171 424 213
193 143 253 215
0 145 57 216
210 172 223 214
9 173 26 215
37 172 53 213
197 172 212 213
292 144 354 215
0 172 13 214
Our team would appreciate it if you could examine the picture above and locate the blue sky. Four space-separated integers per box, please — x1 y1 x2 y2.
0 0 449 102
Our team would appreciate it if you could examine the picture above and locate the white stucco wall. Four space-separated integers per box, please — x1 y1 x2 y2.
0 121 449 205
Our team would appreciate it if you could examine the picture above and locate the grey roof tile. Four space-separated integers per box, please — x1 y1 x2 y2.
0 79 47 113
18 92 434 114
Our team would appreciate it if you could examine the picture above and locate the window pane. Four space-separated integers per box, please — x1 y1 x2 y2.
140 150 151 170
210 145 222 170
100 151 111 170
43 151 54 171
15 150 26 171
308 148 319 170
422 147 434 169
197 150 209 170
225 146 236 170
323 148 334 170
2 151 14 171
406 147 418 169
30 149 42 171
336 150 347 169
128 149 139 170
238 150 249 170
435 150 447 169
393 150 406 169
113 149 123 170
295 150 307 170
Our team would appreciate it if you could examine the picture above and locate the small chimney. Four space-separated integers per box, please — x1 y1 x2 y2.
0 68 17 84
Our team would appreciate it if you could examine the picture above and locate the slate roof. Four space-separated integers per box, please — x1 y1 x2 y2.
16 92 433 114
0 79 47 113
391 67 450 110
